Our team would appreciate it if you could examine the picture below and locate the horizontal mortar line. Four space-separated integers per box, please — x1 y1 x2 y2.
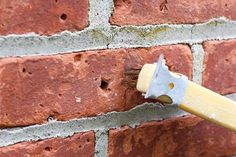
0 18 236 57
0 103 187 147
0 93 235 147
226 93 236 101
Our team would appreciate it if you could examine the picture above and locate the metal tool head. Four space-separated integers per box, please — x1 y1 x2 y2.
145 54 188 105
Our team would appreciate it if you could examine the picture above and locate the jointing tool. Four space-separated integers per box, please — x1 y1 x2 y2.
124 54 236 131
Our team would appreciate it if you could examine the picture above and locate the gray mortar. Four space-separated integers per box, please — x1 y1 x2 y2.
94 130 108 157
0 0 235 155
89 0 114 27
0 18 236 57
226 93 236 101
1 94 235 148
0 103 187 147
191 44 205 85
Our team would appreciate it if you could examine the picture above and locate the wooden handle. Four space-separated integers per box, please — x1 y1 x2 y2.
180 81 236 131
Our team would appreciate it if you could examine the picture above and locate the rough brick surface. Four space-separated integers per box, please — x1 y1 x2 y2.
109 116 236 157
0 0 88 35
0 131 94 157
203 39 236 95
110 0 236 25
0 45 192 127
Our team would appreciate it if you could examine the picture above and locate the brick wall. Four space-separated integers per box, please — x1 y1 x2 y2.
0 0 236 157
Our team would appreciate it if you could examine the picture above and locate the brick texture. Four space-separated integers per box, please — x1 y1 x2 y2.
0 45 192 128
203 39 236 95
0 131 94 157
110 0 236 25
0 0 88 35
108 115 236 157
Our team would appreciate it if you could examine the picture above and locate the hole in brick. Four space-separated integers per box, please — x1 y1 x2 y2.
22 68 26 73
60 13 67 20
55 0 58 2
47 115 55 122
85 60 88 64
86 138 90 142
45 146 52 151
22 68 32 75
225 58 229 62
74 54 82 62
79 145 82 148
100 79 109 90
58 93 62 97
39 104 44 107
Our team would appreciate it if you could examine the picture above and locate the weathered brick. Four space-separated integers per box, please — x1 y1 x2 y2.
0 131 94 157
0 45 192 127
0 0 88 35
110 0 236 25
203 39 236 95
108 116 236 157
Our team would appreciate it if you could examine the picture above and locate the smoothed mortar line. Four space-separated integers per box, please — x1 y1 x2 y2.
0 18 236 57
0 103 187 147
1 93 236 147
191 44 204 85
226 93 236 101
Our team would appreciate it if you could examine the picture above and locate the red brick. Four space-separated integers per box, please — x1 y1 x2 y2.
110 0 236 25
0 45 192 128
203 39 236 95
0 131 94 157
0 0 88 35
108 115 236 157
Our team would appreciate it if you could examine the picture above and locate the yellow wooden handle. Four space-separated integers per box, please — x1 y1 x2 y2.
180 81 236 131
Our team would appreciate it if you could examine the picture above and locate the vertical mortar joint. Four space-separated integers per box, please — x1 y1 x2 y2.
191 43 205 85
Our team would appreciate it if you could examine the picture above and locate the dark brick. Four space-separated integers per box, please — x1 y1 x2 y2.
0 131 94 157
0 45 192 127
203 39 236 95
110 0 236 25
109 116 236 157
